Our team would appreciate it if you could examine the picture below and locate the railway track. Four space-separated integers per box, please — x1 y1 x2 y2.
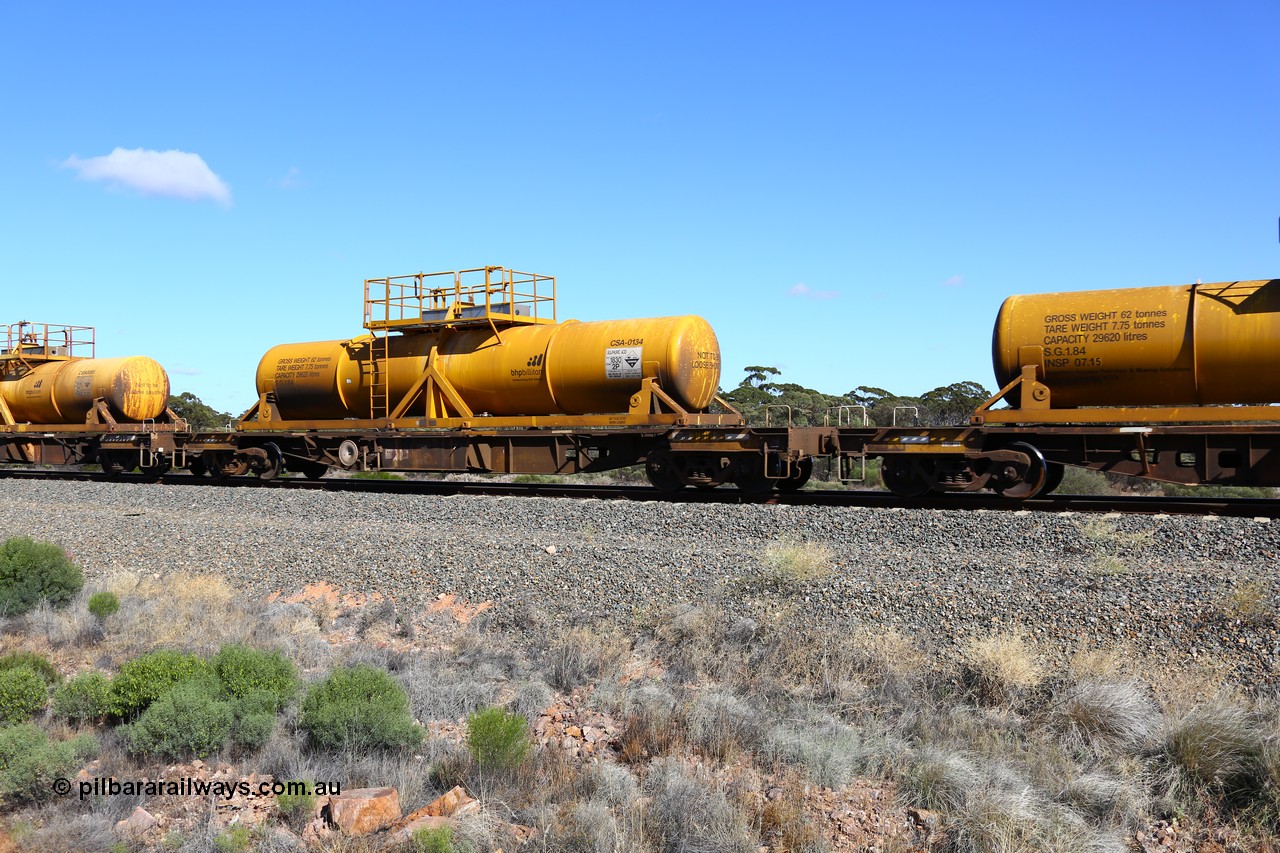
1 467 1276 518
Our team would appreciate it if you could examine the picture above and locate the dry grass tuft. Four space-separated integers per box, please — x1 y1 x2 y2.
545 624 631 691
643 757 757 853
104 572 265 655
1052 679 1161 755
1220 579 1276 627
761 539 833 587
961 632 1045 704
687 690 763 762
900 745 982 813
1161 700 1267 813
616 684 683 766
750 771 825 853
1067 644 1139 683
766 714 872 789
1074 516 1153 575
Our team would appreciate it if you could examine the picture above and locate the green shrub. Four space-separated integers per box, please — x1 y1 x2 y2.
0 723 97 802
300 665 423 750
121 678 233 758
0 666 49 725
0 536 83 616
213 645 299 710
276 780 316 827
87 591 120 620
213 825 251 853
412 824 457 853
109 649 210 718
52 671 112 723
465 706 530 772
233 710 276 750
0 651 60 686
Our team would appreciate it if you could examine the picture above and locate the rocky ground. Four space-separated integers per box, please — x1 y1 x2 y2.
0 479 1276 688
2 479 1278 852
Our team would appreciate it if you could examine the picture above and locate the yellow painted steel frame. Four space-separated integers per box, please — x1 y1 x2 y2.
973 358 1280 425
364 266 557 332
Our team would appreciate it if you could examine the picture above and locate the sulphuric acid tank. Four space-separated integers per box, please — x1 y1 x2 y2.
992 278 1280 407
255 315 722 420
0 356 171 423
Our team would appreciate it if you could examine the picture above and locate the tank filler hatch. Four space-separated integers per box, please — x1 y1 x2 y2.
0 322 95 368
363 266 557 334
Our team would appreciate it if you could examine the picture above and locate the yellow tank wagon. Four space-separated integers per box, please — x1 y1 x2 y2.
256 313 720 422
230 267 774 489
0 322 183 474
980 278 1280 423
0 323 169 425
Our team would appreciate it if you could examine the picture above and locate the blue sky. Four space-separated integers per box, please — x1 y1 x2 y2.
3 2 1278 415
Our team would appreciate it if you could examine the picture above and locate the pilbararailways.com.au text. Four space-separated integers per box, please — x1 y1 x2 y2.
65 777 341 801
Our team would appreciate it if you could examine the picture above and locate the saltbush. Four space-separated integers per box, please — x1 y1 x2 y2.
121 677 233 758
276 780 316 827
109 649 210 718
0 723 97 802
300 665 423 750
0 651 60 686
0 666 49 725
0 536 83 616
87 591 120 620
465 706 530 772
213 645 299 710
52 672 112 723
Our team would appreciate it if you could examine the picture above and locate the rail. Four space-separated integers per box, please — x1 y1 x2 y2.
0 468 1275 517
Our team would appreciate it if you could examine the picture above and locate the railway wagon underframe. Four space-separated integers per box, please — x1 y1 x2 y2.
0 424 189 475
849 425 1280 498
219 423 835 494
221 428 665 481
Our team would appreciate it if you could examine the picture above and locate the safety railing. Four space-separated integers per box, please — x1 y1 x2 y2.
364 266 557 330
1 322 95 359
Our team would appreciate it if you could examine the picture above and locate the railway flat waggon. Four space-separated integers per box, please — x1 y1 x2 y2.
224 266 810 491
0 322 187 475
850 278 1280 497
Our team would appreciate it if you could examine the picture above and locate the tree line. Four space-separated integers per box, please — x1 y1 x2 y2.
720 366 991 427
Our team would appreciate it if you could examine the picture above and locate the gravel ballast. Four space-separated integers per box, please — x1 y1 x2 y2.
1 480 1276 686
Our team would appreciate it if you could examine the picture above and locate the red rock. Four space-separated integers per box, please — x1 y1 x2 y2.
325 787 401 836
389 815 451 843
116 806 158 838
302 817 332 846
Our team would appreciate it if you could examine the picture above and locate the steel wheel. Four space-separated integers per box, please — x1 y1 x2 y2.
881 458 931 497
99 453 128 476
775 458 813 493
299 461 329 480
139 459 171 477
258 442 283 481
645 451 684 492
994 441 1048 499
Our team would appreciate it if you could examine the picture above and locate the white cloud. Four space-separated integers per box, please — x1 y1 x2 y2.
170 367 203 376
942 275 965 287
62 147 231 207
277 166 303 189
787 282 839 300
